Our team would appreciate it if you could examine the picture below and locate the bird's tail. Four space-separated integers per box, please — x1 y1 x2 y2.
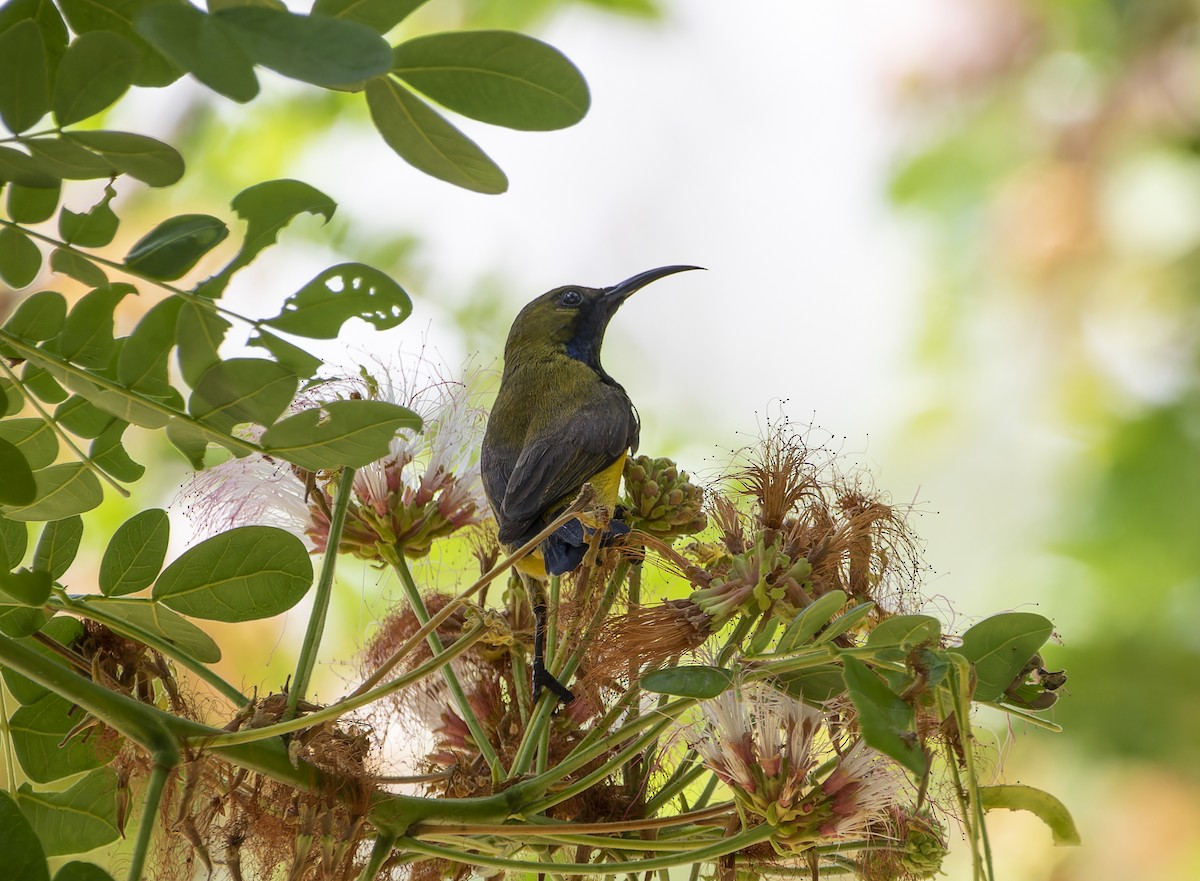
542 513 630 575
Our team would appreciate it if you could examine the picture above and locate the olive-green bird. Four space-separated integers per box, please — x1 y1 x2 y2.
482 264 702 702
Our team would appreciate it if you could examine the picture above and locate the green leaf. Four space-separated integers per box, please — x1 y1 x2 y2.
0 438 37 506
21 364 66 404
18 767 120 856
770 665 849 703
6 182 60 223
0 20 50 133
0 616 83 705
90 421 145 482
32 515 82 580
175 301 231 387
776 589 847 652
813 601 875 645
746 617 781 655
0 512 28 568
125 213 228 280
4 290 67 341
50 248 108 287
55 396 118 438
867 614 943 649
979 784 1081 846
9 692 107 782
24 137 114 180
0 605 48 638
52 31 139 126
365 76 507 194
99 508 169 596
841 654 927 778
54 862 117 881
153 525 313 622
0 146 57 187
0 790 49 881
0 569 51 606
59 185 119 247
135 3 258 102
262 263 412 339
67 130 184 187
78 595 220 663
46 284 133 368
56 0 180 88
313 0 425 32
199 179 336 299
641 665 732 699
165 419 208 469
216 6 392 86
3 463 103 522
247 328 322 379
0 0 69 88
393 30 589 132
118 296 182 391
190 358 298 433
0 227 43 289
957 612 1054 702
0 420 57 470
261 398 420 470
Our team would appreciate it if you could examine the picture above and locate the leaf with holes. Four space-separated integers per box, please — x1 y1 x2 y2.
59 185 118 247
200 179 336 298
262 263 412 339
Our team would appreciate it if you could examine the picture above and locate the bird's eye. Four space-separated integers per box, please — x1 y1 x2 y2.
559 289 583 307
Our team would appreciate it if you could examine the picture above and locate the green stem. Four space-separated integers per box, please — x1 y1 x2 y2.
509 561 628 779
198 621 487 748
643 760 707 816
0 358 129 497
388 551 503 779
537 573 564 774
0 329 261 457
126 760 174 881
0 218 263 332
358 834 397 881
0 684 17 796
395 825 774 875
716 614 757 666
287 467 356 721
524 719 675 815
51 593 248 707
949 654 994 881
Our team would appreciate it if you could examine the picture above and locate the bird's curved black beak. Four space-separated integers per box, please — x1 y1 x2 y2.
602 265 704 304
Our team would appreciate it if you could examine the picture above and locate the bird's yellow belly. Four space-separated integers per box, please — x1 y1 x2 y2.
513 452 628 580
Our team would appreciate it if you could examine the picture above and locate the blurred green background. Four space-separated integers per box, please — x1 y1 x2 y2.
17 0 1200 878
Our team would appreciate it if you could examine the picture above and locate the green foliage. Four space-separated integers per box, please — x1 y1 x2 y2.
98 508 169 596
9 693 109 782
0 791 50 881
956 612 1053 702
641 665 732 699
153 526 313 622
17 768 121 856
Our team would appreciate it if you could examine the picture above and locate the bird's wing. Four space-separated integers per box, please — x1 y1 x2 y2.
500 390 635 535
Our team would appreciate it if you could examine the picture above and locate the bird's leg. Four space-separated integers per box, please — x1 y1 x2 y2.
524 574 574 704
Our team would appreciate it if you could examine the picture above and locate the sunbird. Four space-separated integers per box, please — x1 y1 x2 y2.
482 265 702 702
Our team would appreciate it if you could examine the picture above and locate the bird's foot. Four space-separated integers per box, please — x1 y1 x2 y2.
532 663 575 705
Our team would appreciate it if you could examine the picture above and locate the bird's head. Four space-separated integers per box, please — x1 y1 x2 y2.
504 265 703 369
